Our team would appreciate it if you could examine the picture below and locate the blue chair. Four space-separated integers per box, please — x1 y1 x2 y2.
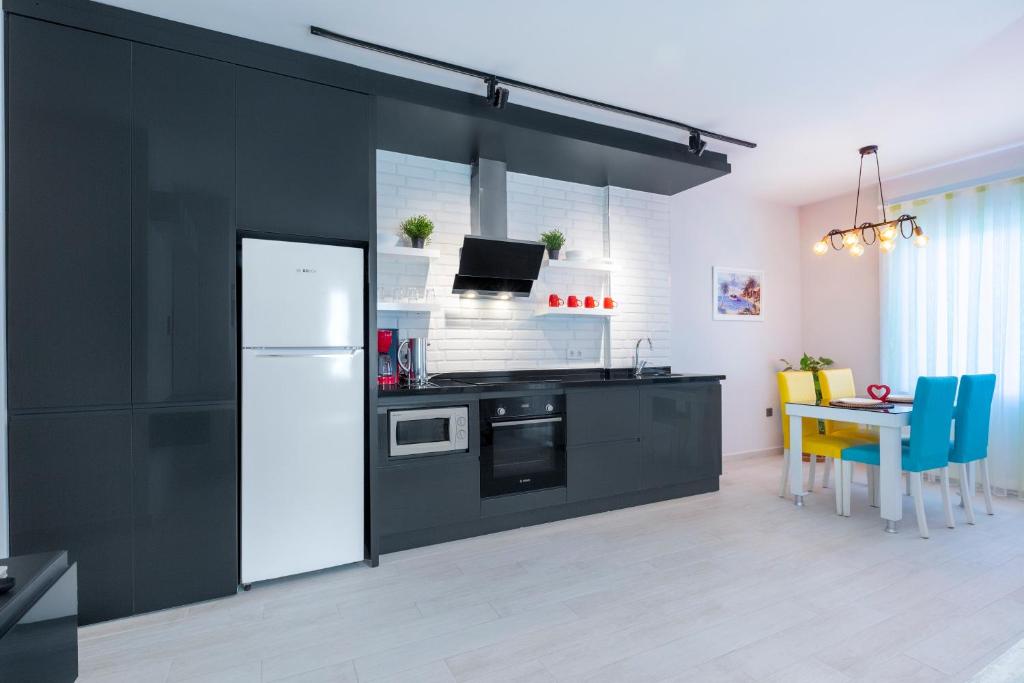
840 376 958 538
951 374 997 523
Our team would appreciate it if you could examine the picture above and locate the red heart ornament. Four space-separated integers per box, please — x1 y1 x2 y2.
867 384 891 401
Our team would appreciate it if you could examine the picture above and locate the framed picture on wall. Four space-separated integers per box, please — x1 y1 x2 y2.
713 267 764 321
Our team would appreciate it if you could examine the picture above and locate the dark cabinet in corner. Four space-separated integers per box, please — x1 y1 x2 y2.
640 382 723 488
6 16 132 412
236 67 372 241
132 44 236 405
8 411 134 624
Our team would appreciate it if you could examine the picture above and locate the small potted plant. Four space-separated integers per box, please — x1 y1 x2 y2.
540 229 566 260
400 214 434 248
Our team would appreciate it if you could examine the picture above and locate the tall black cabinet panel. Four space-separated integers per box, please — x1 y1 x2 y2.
6 17 131 411
640 383 723 488
131 45 236 404
8 411 134 624
236 67 371 241
132 404 237 612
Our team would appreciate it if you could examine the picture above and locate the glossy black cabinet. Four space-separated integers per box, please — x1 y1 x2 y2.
6 17 132 411
236 67 371 241
8 412 134 624
132 404 237 612
640 383 723 488
566 387 640 446
131 45 236 404
567 438 643 503
377 455 480 536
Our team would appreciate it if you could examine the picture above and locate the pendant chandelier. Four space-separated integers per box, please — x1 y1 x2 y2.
812 145 927 256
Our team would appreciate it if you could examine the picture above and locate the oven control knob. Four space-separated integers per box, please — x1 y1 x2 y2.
496 407 506 416
457 430 466 440
457 416 466 426
545 403 554 412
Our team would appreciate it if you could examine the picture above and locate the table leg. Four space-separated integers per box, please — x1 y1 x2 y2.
789 415 806 506
879 426 903 533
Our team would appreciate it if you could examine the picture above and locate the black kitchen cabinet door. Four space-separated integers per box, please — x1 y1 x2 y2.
8 411 133 624
6 17 131 411
641 383 723 488
236 68 371 241
566 387 640 446
132 45 236 404
567 438 643 503
377 455 480 535
132 404 237 612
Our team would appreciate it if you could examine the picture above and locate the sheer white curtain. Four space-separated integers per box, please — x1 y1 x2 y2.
881 177 1024 494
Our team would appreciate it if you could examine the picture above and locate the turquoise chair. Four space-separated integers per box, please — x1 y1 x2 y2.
841 376 958 538
951 374 997 523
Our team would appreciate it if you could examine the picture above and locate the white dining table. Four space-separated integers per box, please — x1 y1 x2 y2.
784 402 913 532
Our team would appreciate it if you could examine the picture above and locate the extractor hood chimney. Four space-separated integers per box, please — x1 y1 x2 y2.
452 158 545 298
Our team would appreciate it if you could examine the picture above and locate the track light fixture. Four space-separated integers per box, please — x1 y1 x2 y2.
485 77 510 109
812 145 925 257
688 131 707 157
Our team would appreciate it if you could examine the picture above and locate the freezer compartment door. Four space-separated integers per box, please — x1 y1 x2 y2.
241 348 364 583
242 238 364 348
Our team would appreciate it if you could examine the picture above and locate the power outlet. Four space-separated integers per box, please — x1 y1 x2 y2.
566 348 584 361
766 407 773 418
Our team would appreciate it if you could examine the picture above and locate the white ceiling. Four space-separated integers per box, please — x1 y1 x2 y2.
97 0 1024 206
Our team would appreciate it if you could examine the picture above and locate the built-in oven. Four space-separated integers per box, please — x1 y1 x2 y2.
387 406 470 458
480 394 566 497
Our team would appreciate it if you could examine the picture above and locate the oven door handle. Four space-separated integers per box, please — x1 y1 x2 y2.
491 416 563 427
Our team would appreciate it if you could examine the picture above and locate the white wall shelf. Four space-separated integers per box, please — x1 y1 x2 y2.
377 244 441 260
545 258 616 273
377 302 442 314
534 306 617 318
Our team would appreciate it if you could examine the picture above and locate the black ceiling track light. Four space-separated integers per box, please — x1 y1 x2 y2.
310 25 756 151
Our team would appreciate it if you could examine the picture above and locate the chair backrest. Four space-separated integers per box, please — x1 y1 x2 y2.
906 376 958 471
951 374 996 461
777 371 818 449
818 368 859 435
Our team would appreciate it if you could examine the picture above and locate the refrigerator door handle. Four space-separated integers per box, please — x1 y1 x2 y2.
247 347 363 357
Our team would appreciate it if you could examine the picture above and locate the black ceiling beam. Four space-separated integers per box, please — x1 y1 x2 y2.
310 25 757 150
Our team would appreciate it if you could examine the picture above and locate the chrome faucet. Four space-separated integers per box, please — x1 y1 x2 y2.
633 337 652 377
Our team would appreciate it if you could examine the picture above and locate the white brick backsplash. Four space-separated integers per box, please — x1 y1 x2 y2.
376 151 670 374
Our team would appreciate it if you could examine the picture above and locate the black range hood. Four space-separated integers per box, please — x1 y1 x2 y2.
452 158 545 298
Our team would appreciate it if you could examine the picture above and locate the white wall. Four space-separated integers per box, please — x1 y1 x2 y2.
798 143 1024 389
670 178 802 458
376 151 671 373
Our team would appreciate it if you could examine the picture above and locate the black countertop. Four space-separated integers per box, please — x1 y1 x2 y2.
378 367 726 399
0 551 70 638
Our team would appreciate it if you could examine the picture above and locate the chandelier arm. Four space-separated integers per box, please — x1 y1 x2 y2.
853 153 865 228
874 149 888 223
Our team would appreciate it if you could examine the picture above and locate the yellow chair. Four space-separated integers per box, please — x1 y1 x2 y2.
778 371 863 514
819 368 881 503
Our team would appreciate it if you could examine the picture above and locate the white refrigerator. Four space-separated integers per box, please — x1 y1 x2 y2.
241 238 365 584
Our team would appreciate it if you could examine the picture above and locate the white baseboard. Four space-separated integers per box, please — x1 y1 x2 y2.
724 446 783 461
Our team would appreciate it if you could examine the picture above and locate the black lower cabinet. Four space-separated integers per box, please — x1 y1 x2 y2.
378 455 480 536
567 439 643 502
566 387 640 446
8 412 134 624
640 383 723 488
132 404 238 612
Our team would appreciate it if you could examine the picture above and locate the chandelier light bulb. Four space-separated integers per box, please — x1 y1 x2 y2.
879 238 896 253
880 224 898 241
812 239 829 255
842 231 860 247
913 226 928 247
849 243 865 257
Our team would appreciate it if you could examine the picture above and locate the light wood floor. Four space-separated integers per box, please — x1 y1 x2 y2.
78 456 1024 682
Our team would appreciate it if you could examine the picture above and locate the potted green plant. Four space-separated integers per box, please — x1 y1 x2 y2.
540 229 566 260
400 214 434 248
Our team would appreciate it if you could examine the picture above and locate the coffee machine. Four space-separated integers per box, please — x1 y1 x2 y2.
377 328 399 385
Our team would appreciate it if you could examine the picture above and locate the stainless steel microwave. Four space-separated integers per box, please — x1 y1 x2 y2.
388 406 469 457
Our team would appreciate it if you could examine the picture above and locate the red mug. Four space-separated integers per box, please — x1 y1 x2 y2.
584 295 598 309
603 297 617 309
548 294 563 307
567 295 581 308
